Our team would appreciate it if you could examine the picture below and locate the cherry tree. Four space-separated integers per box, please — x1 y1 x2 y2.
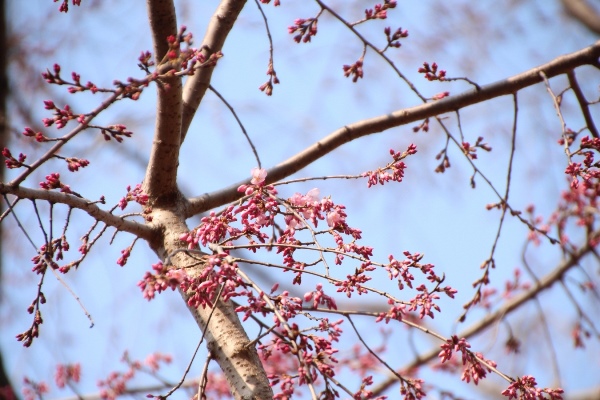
1 1 600 399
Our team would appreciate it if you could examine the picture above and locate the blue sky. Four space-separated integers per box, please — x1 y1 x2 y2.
2 1 599 398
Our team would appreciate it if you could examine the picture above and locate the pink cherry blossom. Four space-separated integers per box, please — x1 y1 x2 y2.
251 167 267 185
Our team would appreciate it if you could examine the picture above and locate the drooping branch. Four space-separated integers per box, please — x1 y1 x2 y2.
185 40 600 217
370 241 595 396
180 0 247 143
143 0 183 200
0 184 154 240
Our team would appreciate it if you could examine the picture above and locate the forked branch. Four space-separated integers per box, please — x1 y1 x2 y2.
185 41 600 217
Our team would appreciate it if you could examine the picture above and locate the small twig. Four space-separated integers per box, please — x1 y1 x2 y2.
346 315 403 382
197 354 213 400
540 71 572 160
45 256 95 328
158 284 225 399
567 70 599 138
7 197 95 328
209 85 261 168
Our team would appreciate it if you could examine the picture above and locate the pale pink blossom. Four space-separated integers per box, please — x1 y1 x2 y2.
327 210 342 227
250 167 267 185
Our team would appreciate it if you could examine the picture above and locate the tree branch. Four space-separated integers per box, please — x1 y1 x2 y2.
149 212 273 399
180 0 247 143
185 41 600 217
370 241 595 395
143 0 183 200
10 91 121 187
561 0 600 35
0 184 154 240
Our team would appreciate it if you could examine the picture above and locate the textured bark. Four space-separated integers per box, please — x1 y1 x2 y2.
143 1 272 397
144 0 183 199
148 209 273 399
180 0 247 142
562 0 600 35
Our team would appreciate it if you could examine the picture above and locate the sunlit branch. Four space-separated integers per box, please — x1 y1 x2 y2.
143 0 183 198
185 41 600 217
0 185 154 240
180 0 247 142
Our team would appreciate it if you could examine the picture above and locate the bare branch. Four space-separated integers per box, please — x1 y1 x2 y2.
561 0 600 35
180 0 247 142
185 41 600 217
143 0 183 199
568 70 599 138
0 184 154 240
10 91 121 187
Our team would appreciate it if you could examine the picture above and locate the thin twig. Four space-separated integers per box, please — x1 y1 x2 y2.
158 284 225 399
209 85 261 168
567 70 599 138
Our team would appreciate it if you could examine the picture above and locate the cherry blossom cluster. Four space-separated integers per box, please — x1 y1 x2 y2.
116 247 132 267
461 137 492 160
22 377 49 400
31 236 69 274
64 156 90 172
118 184 149 211
384 26 408 49
99 124 133 142
17 235 79 347
260 0 281 5
259 61 280 96
97 352 172 400
304 283 338 310
362 144 417 188
399 378 426 400
438 336 496 385
2 147 27 169
363 0 397 21
42 64 111 97
501 376 564 400
180 253 247 308
22 127 50 142
40 173 72 194
55 0 80 13
15 308 42 348
42 99 82 129
418 62 446 82
137 261 186 300
55 363 81 389
138 253 246 309
288 18 319 43
258 319 344 398
343 59 364 82
565 135 600 191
